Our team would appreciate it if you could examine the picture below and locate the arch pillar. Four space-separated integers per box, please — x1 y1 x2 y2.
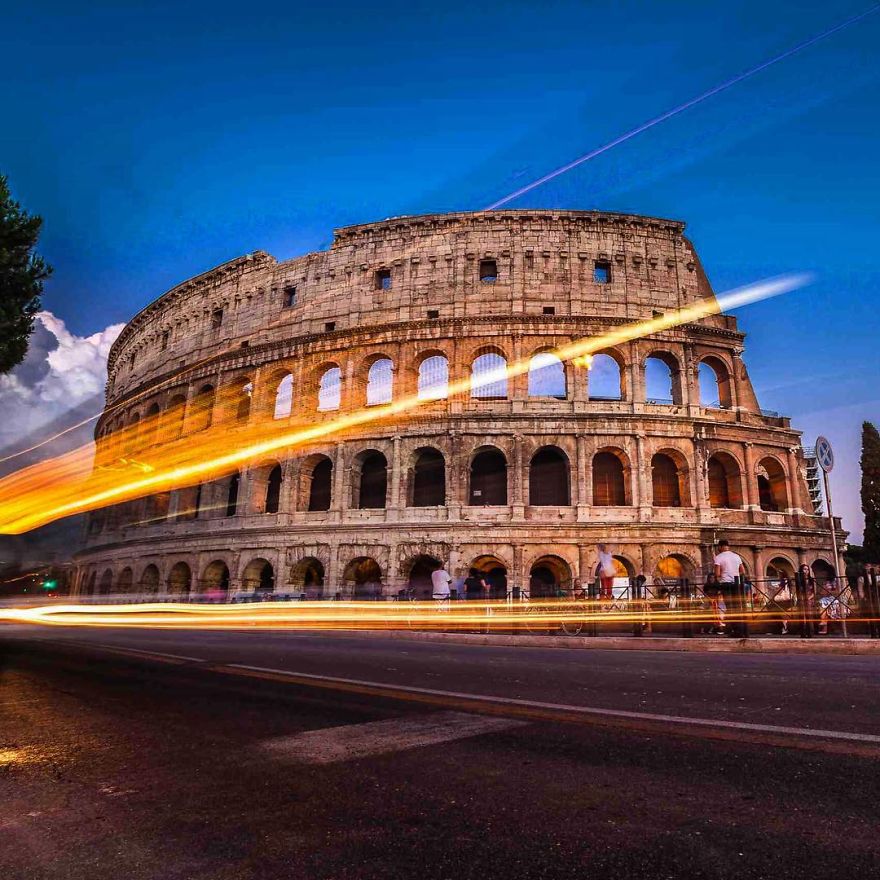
512 545 525 591
388 435 402 519
787 447 804 513
576 434 590 520
634 434 649 516
332 442 347 519
578 545 591 582
447 432 462 519
512 433 525 520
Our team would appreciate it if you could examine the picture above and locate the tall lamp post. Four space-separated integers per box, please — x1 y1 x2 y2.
815 436 846 638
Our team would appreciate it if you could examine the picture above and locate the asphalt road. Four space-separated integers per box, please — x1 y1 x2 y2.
2 626 880 880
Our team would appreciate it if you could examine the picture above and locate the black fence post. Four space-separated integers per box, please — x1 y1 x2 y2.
588 577 599 637
681 578 693 638
739 576 750 639
867 569 880 639
631 576 642 637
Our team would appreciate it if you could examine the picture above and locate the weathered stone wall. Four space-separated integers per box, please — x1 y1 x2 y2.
74 210 842 597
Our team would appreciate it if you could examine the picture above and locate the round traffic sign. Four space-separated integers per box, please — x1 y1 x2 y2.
815 436 834 473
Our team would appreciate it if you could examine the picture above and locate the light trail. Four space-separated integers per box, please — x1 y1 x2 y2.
484 5 880 210
2 597 874 633
0 273 809 535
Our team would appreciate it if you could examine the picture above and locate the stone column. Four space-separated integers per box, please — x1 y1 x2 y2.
680 345 695 409
389 435 402 519
743 442 758 510
752 546 765 583
512 544 524 592
578 544 591 583
512 433 525 520
447 432 462 519
572 358 588 404
693 438 709 513
786 447 804 513
634 434 650 514
576 433 590 521
332 442 346 519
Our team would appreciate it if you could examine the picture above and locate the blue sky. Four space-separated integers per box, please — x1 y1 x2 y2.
2 0 878 539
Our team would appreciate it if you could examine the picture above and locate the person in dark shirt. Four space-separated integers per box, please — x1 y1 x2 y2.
464 568 488 600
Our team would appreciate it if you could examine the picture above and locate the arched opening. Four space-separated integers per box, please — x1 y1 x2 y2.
766 557 795 580
470 555 508 599
699 358 732 408
176 483 202 521
645 353 681 405
707 452 743 509
651 453 687 507
290 557 325 598
318 366 342 411
273 373 294 420
344 557 383 599
117 567 133 593
654 555 692 582
144 492 171 523
592 450 629 506
98 568 113 595
142 402 162 447
469 447 507 505
140 564 160 594
408 554 442 599
418 355 449 401
86 571 97 595
243 558 275 593
811 559 836 585
471 352 508 399
201 560 230 594
411 448 445 507
366 358 393 406
190 384 215 432
528 353 566 399
307 457 333 511
588 352 624 401
225 472 240 517
529 556 572 598
235 379 253 421
529 446 570 506
265 464 283 514
167 561 192 595
757 457 788 512
353 451 388 509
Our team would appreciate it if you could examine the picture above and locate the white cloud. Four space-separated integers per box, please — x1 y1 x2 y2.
0 311 123 464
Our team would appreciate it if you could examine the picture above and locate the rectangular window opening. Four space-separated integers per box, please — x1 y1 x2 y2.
283 285 297 308
324 321 336 332
543 306 556 315
375 269 392 290
211 308 224 329
427 309 439 319
161 331 169 351
594 261 612 284
479 259 498 283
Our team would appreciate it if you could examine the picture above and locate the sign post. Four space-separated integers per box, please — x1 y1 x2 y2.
815 437 846 637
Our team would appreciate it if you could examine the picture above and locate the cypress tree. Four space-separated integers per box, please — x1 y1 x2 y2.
861 421 880 561
0 174 52 374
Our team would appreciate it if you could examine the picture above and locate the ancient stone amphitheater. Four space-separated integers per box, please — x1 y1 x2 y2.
73 210 841 599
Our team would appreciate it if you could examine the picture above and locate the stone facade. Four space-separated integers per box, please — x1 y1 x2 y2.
73 210 843 598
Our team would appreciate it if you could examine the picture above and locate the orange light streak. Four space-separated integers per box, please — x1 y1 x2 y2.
0 274 808 535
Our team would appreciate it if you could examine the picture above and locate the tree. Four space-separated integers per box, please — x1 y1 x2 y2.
861 421 880 562
0 174 52 374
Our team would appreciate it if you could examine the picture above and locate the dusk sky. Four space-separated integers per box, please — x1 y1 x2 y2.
2 0 878 539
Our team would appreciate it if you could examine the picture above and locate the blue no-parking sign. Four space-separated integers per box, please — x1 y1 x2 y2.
815 436 834 474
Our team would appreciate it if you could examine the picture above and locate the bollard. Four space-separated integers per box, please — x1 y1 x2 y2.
587 578 599 637
738 576 750 639
867 570 880 639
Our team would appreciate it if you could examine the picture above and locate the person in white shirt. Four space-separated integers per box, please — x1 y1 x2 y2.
597 544 616 601
431 564 453 600
713 539 745 636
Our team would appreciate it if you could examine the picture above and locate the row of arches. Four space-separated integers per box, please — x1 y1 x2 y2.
101 347 737 441
206 446 788 514
84 554 838 598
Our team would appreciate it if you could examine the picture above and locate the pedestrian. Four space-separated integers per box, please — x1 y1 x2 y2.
597 543 616 603
452 569 467 601
796 563 817 635
775 574 793 635
464 567 488 601
431 562 452 602
713 539 745 637
704 571 724 634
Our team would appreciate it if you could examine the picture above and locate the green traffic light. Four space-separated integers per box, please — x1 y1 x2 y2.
42 579 57 590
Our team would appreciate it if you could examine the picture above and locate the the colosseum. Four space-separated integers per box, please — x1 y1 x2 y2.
73 210 844 600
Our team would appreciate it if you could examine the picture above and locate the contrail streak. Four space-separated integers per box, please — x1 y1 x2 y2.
484 5 880 210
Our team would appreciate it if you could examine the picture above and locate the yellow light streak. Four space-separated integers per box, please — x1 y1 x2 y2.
0 274 808 534
1 597 872 633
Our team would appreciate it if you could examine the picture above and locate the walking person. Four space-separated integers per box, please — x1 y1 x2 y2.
464 567 490 633
713 539 745 637
597 543 616 605
431 562 452 612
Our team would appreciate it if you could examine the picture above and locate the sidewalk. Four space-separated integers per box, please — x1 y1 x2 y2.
325 630 880 654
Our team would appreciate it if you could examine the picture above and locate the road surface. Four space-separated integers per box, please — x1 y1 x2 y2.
2 625 879 879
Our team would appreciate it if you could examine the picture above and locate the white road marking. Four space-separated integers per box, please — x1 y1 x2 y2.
260 711 526 764
231 664 880 746
90 643 206 663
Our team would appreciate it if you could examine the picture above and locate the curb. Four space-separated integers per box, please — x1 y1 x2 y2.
313 629 880 655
